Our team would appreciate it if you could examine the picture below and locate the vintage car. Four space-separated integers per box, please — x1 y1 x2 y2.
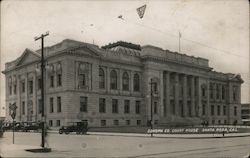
59 121 88 135
22 122 41 132
2 123 13 131
0 120 4 137
13 122 25 131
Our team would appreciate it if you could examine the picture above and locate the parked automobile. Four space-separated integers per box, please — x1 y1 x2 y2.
59 121 88 135
0 120 4 137
0 128 3 137
14 123 25 132
2 123 13 131
22 122 40 132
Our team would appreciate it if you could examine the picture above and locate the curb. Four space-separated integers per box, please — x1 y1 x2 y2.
47 130 250 139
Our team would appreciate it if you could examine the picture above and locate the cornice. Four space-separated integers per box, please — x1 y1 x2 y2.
141 55 212 71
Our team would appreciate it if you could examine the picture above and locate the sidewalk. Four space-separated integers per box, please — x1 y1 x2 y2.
0 144 47 157
48 130 250 139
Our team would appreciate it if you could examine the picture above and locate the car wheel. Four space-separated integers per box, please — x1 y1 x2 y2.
65 131 70 135
59 130 63 134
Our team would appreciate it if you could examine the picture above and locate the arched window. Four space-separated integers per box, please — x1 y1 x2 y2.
122 72 129 91
99 68 105 89
133 73 140 92
110 70 117 90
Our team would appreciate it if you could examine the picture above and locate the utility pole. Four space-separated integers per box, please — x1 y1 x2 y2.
34 32 49 148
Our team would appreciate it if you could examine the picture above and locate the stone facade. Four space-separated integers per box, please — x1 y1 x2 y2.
2 39 243 127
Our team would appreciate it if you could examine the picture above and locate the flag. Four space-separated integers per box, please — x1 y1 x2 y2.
179 32 182 38
136 5 147 19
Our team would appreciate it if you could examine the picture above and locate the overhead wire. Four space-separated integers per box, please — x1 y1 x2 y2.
120 17 248 60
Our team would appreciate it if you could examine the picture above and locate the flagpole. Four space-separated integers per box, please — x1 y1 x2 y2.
179 31 181 53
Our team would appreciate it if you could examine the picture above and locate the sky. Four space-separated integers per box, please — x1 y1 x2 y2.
0 0 249 116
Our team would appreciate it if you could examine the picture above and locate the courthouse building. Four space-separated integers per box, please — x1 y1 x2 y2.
2 39 243 127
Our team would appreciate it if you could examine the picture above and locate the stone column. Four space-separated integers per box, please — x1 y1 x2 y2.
191 76 195 117
17 75 21 121
106 68 110 92
206 80 210 118
160 71 164 117
196 77 201 117
174 73 179 116
25 73 28 121
183 75 188 117
130 71 133 94
118 69 121 91
219 84 222 101
213 83 216 101
32 73 37 121
165 72 170 116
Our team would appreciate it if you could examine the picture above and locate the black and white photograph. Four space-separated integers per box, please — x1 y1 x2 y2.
0 0 249 157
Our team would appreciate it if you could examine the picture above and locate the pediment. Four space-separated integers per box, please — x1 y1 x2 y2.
16 49 40 66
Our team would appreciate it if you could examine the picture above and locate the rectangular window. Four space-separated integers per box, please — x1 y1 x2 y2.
38 99 42 114
22 81 25 93
171 100 175 115
112 99 118 113
217 105 220 116
154 102 158 114
14 84 16 95
38 78 42 90
153 83 158 94
154 120 158 125
113 120 119 126
218 120 221 125
29 80 33 94
202 104 206 115
49 120 53 127
223 106 226 115
224 120 227 125
170 85 174 97
135 101 141 114
124 100 130 114
56 120 60 126
212 120 215 125
57 97 62 112
234 106 237 116
9 85 12 95
80 96 88 112
222 86 225 100
202 87 206 97
99 98 106 113
50 97 54 113
216 84 220 99
211 105 214 116
188 87 191 97
233 86 237 102
57 74 62 87
137 120 141 126
210 84 213 99
126 120 130 125
50 76 54 88
79 74 86 87
22 101 25 115
101 120 106 126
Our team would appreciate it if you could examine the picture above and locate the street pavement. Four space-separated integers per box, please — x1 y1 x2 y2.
0 131 250 157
